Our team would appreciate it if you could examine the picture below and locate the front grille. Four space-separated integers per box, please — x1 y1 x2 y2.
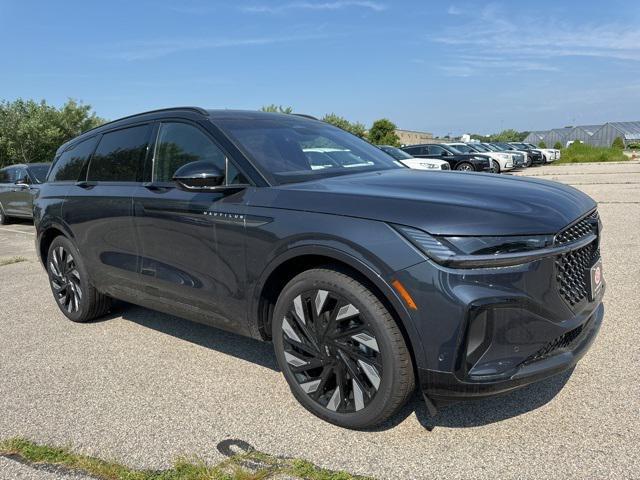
554 210 600 307
555 210 598 245
524 323 585 364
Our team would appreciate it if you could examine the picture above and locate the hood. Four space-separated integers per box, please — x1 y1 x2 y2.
250 169 596 236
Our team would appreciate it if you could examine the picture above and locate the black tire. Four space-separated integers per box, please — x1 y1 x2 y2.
46 235 111 323
455 162 474 172
272 267 415 429
492 160 501 174
0 205 9 225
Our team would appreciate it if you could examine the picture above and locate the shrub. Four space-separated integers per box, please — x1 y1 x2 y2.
627 143 640 150
555 143 628 164
553 141 563 149
538 141 547 148
612 136 625 149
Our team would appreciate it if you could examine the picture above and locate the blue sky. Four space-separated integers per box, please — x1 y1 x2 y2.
1 0 639 135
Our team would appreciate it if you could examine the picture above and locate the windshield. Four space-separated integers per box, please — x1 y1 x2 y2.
469 143 488 152
27 165 50 183
511 143 528 150
482 143 499 151
443 144 463 154
216 116 399 184
494 143 513 151
449 144 473 153
380 146 413 160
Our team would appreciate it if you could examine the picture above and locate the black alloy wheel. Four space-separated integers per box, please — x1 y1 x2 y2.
46 236 111 322
273 268 415 429
280 289 382 413
492 160 501 174
49 245 83 314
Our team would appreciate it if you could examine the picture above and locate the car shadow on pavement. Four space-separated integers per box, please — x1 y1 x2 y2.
101 302 574 431
108 302 279 371
388 368 574 431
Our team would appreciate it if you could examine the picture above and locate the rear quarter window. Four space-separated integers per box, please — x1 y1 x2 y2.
48 136 98 182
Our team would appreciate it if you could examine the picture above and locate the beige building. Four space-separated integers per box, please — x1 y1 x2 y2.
395 129 435 146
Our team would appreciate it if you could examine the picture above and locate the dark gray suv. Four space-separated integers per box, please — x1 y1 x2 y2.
0 163 50 224
34 108 604 429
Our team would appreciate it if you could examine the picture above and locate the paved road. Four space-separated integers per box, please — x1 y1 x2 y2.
1 162 639 480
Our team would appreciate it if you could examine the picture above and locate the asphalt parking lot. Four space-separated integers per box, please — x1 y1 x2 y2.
1 161 639 480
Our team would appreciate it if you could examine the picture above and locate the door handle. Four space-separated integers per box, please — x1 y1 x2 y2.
143 182 171 191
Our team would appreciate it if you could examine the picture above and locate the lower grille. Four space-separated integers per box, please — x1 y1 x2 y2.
524 323 585 364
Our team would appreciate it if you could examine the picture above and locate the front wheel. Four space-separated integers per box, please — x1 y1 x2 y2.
456 162 474 172
492 160 501 173
46 236 111 322
272 268 415 429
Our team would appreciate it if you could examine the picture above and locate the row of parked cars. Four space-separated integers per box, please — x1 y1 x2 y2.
380 142 560 173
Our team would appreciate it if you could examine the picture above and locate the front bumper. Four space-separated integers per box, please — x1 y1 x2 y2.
392 249 605 405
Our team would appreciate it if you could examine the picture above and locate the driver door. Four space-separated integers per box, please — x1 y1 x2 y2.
132 120 253 335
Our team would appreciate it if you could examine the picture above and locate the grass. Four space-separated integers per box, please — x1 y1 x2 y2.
554 143 629 164
0 438 373 480
0 256 28 266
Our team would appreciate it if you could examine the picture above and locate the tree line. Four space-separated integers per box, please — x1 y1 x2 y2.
0 99 105 168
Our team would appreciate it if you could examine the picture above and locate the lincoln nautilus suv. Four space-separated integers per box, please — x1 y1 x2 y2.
34 108 605 429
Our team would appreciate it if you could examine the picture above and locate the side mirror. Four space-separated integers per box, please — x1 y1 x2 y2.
172 161 225 191
15 176 30 186
441 151 449 156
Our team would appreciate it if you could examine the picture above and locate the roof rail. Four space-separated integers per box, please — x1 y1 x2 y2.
292 113 319 120
81 106 209 136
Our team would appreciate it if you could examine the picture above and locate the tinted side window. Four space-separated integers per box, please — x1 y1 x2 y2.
88 125 151 182
404 146 419 155
429 146 445 155
153 123 226 182
49 137 98 182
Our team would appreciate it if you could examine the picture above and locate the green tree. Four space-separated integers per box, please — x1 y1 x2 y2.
539 141 547 148
0 98 104 167
368 118 400 146
553 141 563 150
260 104 293 114
612 136 625 149
491 129 527 142
321 113 367 139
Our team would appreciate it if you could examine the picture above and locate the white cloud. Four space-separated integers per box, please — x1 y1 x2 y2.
432 3 640 75
242 1 386 14
109 34 330 61
447 5 462 15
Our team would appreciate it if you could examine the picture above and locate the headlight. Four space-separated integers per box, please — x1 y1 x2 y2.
419 163 440 169
394 225 555 267
497 153 509 159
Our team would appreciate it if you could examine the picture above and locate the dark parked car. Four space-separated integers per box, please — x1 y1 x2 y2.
0 163 50 224
401 143 492 172
34 108 605 429
509 142 546 165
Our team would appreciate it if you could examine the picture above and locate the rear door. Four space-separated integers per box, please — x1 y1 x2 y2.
132 120 252 334
63 124 152 298
9 166 35 217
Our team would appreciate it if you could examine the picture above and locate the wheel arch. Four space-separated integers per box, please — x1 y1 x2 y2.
37 222 75 266
251 245 427 371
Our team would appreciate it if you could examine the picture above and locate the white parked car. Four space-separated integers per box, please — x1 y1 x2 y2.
378 145 451 170
447 142 516 173
523 142 559 162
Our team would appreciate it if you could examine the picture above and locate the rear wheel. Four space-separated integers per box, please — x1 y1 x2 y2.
456 162 474 172
0 206 9 225
492 160 501 173
46 236 111 323
272 268 415 429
